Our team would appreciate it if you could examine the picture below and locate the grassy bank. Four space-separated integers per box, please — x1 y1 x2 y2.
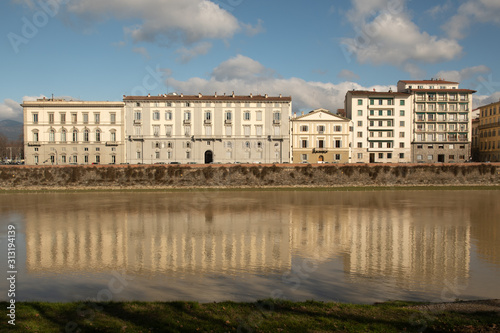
2 300 499 332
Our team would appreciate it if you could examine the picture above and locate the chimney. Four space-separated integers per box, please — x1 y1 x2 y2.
279 94 282 98
232 91 235 98
180 93 183 97
215 92 217 97
265 94 268 98
123 95 126 98
198 93 202 98
250 93 253 98
147 93 151 97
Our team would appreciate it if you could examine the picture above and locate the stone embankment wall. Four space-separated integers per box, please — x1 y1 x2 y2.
0 163 499 189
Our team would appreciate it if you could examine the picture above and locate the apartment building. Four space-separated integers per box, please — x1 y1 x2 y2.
477 100 500 162
290 108 352 163
397 80 475 163
123 93 291 164
345 90 413 163
23 98 126 165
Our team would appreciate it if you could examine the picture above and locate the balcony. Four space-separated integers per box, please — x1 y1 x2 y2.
183 119 191 125
204 119 212 125
224 119 232 124
133 119 142 124
27 141 41 147
105 141 120 146
273 119 281 124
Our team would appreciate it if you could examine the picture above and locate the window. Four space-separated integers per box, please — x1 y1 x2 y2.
417 154 423 161
185 102 190 107
84 155 89 163
399 142 405 148
318 140 325 148
33 113 38 123
84 129 89 142
388 100 393 105
357 132 362 137
400 110 405 116
166 102 172 107
165 125 172 137
301 154 308 161
205 126 212 136
357 110 363 116
379 110 383 116
256 125 263 136
379 100 383 105
95 155 100 164
335 154 341 160
134 126 141 136
334 125 342 132
370 110 375 116
244 125 251 136
61 155 66 163
274 126 280 136
387 110 392 116
357 121 363 126
244 111 251 120
370 99 374 105
358 99 363 105
399 132 405 138
317 125 325 133
71 113 77 124
245 141 251 149
61 129 67 142
95 129 101 142
48 113 54 124
357 153 363 159
49 129 55 142
184 126 191 136
387 153 392 159
110 131 116 142
83 113 88 124
301 140 308 148
184 112 191 121
60 113 66 124
400 100 405 106
72 130 78 142
153 125 160 137
400 121 405 127
134 112 141 121
205 111 211 121
300 125 308 132
335 140 341 148
94 113 100 124
153 111 160 120
357 142 362 148
165 111 172 120
379 153 384 159
225 112 232 121
110 113 116 124
273 112 281 121
225 126 232 136
399 153 404 159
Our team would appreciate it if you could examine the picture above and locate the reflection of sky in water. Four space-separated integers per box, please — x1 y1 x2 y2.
0 190 499 303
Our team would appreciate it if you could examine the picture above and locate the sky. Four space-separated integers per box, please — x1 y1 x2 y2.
1 0 500 122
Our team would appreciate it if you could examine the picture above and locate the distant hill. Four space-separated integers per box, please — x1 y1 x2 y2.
0 119 23 142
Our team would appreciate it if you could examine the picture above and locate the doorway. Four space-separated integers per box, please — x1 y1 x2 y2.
204 150 213 164
369 153 375 163
438 154 445 163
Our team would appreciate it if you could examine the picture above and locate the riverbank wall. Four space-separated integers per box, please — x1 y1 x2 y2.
0 163 499 189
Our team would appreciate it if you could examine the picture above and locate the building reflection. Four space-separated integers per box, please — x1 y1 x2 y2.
23 192 478 288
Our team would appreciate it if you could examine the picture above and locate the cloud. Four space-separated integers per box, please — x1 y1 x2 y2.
337 69 359 80
132 47 150 59
341 0 462 73
443 0 500 39
426 2 452 17
62 0 241 45
175 42 212 63
473 92 500 109
435 65 490 83
166 55 393 113
242 19 265 36
0 95 46 121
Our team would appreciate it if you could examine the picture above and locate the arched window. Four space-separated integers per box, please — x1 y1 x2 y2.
61 129 67 142
110 130 116 142
72 129 78 142
84 129 89 142
95 129 101 142
49 129 55 142
33 130 39 142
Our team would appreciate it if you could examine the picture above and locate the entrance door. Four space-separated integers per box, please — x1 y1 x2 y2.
369 153 375 163
204 150 213 164
438 154 445 163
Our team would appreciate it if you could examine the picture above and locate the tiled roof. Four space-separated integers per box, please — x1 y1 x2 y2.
347 90 410 96
411 89 476 93
123 94 292 102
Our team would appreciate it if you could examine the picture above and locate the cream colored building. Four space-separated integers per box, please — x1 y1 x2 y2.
23 98 125 165
291 108 352 163
345 90 413 163
124 93 292 164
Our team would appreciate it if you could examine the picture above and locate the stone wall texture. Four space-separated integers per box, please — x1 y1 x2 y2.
1 163 499 189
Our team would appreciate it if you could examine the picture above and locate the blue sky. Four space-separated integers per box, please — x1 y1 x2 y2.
1 0 500 121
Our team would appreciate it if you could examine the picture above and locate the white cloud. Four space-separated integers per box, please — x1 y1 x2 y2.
337 69 359 80
175 42 212 63
473 92 500 109
435 65 490 83
63 0 241 45
242 19 265 37
342 0 462 73
166 55 393 113
0 95 46 121
132 47 150 60
444 0 500 39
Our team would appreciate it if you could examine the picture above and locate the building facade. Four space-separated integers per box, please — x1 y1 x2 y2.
23 98 126 165
345 90 413 163
397 80 475 163
123 93 292 164
290 108 352 163
477 100 500 162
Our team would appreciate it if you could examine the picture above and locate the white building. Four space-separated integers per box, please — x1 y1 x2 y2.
397 80 475 163
123 93 292 164
345 90 413 163
23 98 126 165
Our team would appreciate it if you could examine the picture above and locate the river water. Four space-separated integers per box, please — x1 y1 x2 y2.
0 190 499 303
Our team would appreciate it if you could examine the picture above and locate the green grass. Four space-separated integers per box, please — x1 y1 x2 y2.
2 300 498 332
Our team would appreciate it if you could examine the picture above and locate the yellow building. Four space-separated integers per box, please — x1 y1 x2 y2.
291 108 352 163
478 101 500 162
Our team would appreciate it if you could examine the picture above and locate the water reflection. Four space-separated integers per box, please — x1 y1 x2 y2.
0 190 499 302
